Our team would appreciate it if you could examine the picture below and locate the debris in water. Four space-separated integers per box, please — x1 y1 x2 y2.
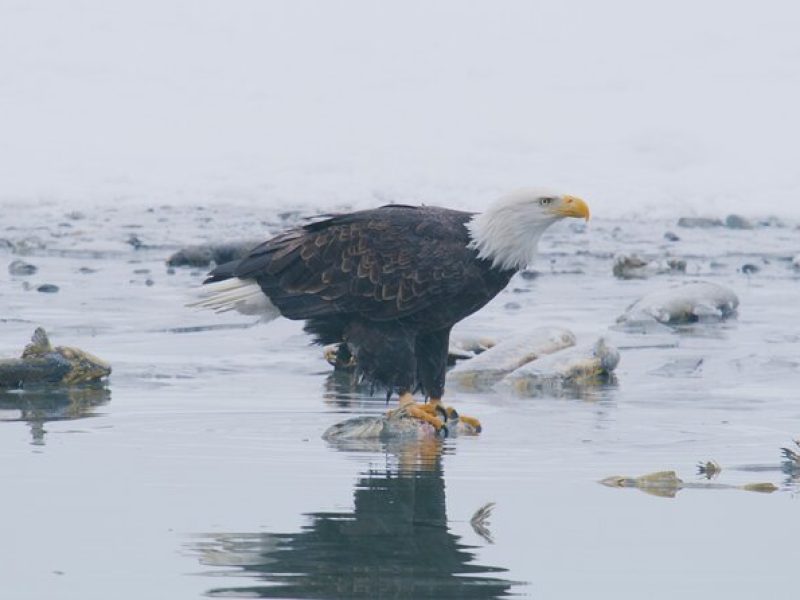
470 502 496 544
600 470 777 498
697 460 722 479
0 328 111 388
781 440 800 470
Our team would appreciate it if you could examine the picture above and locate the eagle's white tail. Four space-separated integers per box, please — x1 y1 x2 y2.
188 278 281 318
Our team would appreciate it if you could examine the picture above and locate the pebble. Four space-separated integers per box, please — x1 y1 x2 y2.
36 284 60 293
725 214 754 230
8 259 37 276
677 217 723 228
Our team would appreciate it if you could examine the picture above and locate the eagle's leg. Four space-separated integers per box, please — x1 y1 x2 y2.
417 329 482 434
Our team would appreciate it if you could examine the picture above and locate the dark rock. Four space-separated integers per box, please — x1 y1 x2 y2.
725 214 754 230
740 264 760 275
613 255 687 280
677 217 723 228
519 270 540 280
504 302 522 310
126 234 143 250
78 267 98 274
133 268 151 274
145 278 155 287
12 236 46 254
166 241 261 268
8 259 37 276
36 284 59 293
664 231 680 242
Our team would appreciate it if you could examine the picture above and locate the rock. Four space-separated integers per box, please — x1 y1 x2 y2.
663 231 680 242
448 327 576 391
8 259 37 276
498 338 620 396
612 255 687 280
36 284 59 293
677 217 723 229
126 234 143 249
725 214 754 229
11 236 46 254
0 328 111 387
792 255 800 270
740 263 760 275
617 281 739 326
166 240 261 268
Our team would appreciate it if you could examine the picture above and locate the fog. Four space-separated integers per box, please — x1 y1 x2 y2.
2 0 799 217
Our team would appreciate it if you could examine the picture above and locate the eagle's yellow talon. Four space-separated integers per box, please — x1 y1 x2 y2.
428 398 480 433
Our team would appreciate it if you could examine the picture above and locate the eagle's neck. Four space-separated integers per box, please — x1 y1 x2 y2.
465 205 557 271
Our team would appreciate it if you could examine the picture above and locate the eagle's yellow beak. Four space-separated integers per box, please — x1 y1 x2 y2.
555 195 590 221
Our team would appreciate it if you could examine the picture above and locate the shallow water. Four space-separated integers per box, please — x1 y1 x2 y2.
1 204 799 599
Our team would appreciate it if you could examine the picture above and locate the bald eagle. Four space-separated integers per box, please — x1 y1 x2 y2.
195 190 590 433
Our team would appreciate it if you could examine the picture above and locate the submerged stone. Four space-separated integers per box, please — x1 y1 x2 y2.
8 259 37 276
36 284 60 293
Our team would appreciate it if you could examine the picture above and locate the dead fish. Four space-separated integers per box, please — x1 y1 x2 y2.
617 281 739 327
0 328 111 388
498 337 619 396
446 335 497 363
447 327 576 391
322 407 480 441
600 471 778 498
612 254 686 280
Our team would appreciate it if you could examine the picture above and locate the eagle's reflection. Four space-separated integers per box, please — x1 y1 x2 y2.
0 384 110 445
191 440 517 599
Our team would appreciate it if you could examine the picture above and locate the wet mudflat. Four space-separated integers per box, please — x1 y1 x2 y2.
1 202 799 599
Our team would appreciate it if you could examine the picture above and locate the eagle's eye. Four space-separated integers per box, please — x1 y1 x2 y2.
539 197 554 206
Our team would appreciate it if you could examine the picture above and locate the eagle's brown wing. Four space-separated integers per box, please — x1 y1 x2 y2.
205 205 486 321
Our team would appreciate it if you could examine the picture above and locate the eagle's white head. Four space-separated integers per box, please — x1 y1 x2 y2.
466 189 590 271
